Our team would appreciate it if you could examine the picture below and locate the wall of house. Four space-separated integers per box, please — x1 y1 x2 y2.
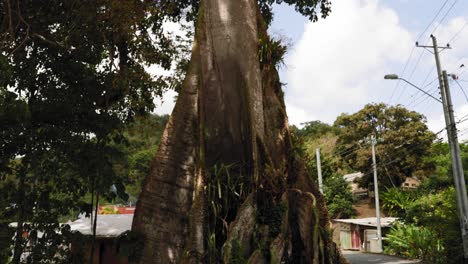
80 238 128 264
332 222 361 251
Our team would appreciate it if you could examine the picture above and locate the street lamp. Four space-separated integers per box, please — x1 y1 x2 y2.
383 74 398 80
384 74 442 103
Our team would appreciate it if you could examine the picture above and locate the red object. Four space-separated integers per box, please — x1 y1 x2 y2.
98 206 135 215
351 229 361 250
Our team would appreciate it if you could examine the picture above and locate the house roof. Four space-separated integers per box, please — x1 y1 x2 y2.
343 172 364 183
332 217 398 228
67 214 133 237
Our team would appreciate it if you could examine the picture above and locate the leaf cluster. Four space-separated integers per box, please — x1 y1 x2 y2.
258 0 332 24
323 174 356 219
204 163 252 263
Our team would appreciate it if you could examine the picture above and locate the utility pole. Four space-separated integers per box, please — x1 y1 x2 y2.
316 148 324 194
370 135 383 253
442 70 468 257
418 35 468 259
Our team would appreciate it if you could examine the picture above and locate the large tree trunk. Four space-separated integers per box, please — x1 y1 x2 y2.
132 0 347 263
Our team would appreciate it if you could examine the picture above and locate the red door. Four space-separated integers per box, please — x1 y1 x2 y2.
351 228 361 250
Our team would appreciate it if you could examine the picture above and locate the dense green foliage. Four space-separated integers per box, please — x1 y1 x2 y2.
380 141 468 263
116 114 169 200
294 121 355 219
380 188 415 218
323 175 356 219
382 187 461 263
0 174 16 263
385 223 445 263
1 0 186 261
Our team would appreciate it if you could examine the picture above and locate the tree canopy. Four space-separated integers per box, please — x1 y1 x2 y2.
334 103 435 188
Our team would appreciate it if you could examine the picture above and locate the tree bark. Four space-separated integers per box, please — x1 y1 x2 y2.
132 0 347 263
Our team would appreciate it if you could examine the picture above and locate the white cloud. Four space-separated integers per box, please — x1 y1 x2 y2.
285 0 413 125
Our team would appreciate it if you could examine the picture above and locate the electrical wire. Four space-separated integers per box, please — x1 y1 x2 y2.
394 49 427 104
388 46 415 105
406 79 439 108
359 134 445 179
421 66 437 87
448 21 468 44
416 0 451 42
431 115 468 140
390 0 453 105
459 129 468 139
453 79 468 102
456 114 468 124
333 120 468 181
411 86 440 108
431 0 460 36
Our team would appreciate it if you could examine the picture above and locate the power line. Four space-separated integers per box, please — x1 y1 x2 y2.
391 0 453 105
416 0 451 42
456 51 468 64
406 78 439 107
431 0 460 36
334 143 368 160
458 113 468 122
432 115 468 140
421 66 437 87
409 87 437 108
406 67 437 107
459 129 468 139
395 49 427 104
359 134 445 180
453 79 468 102
411 86 440 108
334 118 468 172
388 46 416 105
448 20 468 44
337 122 468 183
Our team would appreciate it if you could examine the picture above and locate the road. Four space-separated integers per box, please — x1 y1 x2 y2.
342 250 420 264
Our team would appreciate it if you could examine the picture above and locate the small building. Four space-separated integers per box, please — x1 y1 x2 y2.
68 209 134 264
401 177 420 189
343 172 368 198
9 207 135 263
332 217 398 253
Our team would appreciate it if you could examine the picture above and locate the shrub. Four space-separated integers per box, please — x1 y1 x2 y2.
385 223 445 263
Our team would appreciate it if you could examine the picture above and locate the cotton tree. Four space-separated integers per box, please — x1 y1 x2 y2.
132 0 346 263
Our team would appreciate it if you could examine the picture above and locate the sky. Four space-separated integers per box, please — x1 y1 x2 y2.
155 0 468 141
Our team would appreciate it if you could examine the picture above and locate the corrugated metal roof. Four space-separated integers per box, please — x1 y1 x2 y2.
343 172 364 183
68 214 133 237
332 217 398 228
